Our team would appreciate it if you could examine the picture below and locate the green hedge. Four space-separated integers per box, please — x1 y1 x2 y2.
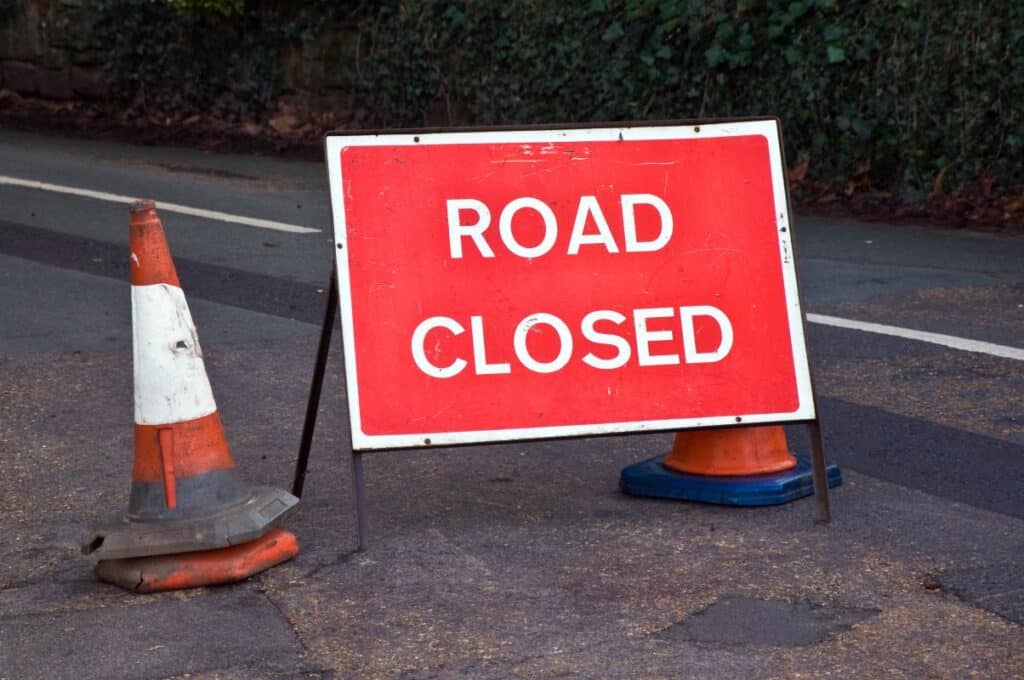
91 0 281 121
91 1 1023 199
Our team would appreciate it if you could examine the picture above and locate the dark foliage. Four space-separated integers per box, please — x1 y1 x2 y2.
91 0 1024 198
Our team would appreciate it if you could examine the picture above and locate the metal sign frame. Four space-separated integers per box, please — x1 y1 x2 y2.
293 119 833 551
324 120 815 450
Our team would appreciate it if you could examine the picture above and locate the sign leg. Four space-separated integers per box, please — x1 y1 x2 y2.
807 420 832 522
291 270 339 497
352 450 369 551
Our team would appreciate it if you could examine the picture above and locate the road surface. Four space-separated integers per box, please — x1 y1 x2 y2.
1 129 1021 679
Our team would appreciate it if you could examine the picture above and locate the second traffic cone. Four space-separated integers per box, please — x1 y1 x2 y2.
83 200 299 585
619 425 841 506
662 426 798 476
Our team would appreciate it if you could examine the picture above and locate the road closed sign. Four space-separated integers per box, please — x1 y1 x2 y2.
325 120 814 449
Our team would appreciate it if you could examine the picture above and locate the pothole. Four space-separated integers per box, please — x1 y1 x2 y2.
938 563 1024 625
658 596 878 647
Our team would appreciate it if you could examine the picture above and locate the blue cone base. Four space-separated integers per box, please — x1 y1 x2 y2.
619 453 841 506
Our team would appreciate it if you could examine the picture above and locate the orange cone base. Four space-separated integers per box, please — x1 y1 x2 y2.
662 425 798 476
95 528 298 593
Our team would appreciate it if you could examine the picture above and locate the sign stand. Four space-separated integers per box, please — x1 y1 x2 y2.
293 121 839 553
291 265 370 551
808 419 832 522
289 267 833 551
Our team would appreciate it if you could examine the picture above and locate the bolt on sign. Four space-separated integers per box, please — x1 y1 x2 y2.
325 121 814 450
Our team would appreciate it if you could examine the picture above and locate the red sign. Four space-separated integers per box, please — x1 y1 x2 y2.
326 121 814 449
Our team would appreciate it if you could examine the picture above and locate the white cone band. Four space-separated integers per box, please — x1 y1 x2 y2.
132 283 218 425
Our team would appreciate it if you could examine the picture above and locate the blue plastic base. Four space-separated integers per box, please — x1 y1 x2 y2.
619 453 841 506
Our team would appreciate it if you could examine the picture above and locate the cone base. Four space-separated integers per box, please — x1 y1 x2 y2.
619 453 841 506
95 529 299 593
83 486 299 560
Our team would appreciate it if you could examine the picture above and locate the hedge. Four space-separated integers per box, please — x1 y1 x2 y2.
85 1 1024 200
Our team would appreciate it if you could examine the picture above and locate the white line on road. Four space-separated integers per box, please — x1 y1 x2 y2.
0 175 319 234
5 175 1019 360
807 313 1024 361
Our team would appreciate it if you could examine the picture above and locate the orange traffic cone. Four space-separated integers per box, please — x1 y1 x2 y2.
619 425 841 505
83 200 299 591
662 426 797 476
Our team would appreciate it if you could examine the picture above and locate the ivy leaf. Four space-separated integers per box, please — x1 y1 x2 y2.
705 45 726 67
602 21 624 42
823 24 845 41
826 45 845 63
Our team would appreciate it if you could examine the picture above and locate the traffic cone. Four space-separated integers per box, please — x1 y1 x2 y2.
82 199 299 590
619 425 841 506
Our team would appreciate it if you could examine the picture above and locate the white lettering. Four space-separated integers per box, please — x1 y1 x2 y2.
581 310 631 369
410 306 733 377
411 316 467 378
446 199 494 259
622 194 673 253
680 305 734 363
499 197 558 258
513 313 574 373
633 307 680 366
470 315 511 375
567 196 619 255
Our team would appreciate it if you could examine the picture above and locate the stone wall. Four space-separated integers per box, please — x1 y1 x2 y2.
271 22 361 120
0 0 109 100
0 0 359 117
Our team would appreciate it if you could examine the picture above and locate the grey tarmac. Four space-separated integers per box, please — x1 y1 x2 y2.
0 129 1021 679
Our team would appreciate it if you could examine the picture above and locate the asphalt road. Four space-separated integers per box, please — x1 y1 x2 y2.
1 129 1022 679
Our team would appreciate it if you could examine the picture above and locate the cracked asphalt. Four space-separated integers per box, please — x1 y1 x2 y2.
0 130 1022 679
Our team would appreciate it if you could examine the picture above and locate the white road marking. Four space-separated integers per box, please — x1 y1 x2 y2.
5 176 1019 361
807 313 1024 361
0 175 319 234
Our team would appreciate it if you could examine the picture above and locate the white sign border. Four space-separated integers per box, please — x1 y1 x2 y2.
325 120 815 450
